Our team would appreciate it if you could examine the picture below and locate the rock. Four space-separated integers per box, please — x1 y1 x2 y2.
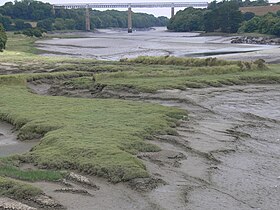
55 188 92 196
61 178 73 187
231 36 280 45
0 197 36 210
32 195 62 208
128 177 166 192
68 172 100 189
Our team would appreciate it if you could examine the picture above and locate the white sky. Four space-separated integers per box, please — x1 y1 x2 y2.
0 0 279 17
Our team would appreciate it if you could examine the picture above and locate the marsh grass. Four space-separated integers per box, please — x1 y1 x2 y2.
1 33 280 185
0 73 185 182
0 164 64 182
0 176 42 199
91 62 279 92
126 56 238 67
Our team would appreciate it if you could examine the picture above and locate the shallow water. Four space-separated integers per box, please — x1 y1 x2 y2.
0 121 37 157
36 27 280 62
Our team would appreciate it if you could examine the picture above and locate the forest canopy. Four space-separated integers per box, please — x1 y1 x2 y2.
167 0 280 36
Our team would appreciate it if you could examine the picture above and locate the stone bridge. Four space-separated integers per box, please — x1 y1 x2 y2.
53 2 208 32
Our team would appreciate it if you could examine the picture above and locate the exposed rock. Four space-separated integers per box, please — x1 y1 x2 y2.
54 188 92 196
128 177 166 192
68 172 99 189
31 195 62 208
61 179 73 187
0 197 36 210
231 36 280 45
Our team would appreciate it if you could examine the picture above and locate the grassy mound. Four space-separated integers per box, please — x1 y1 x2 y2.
0 176 42 199
0 74 185 182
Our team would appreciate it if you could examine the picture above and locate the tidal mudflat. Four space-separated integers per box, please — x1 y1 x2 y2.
1 33 280 210
36 27 280 63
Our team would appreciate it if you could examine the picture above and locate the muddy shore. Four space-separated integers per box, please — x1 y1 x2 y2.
0 121 37 157
25 81 280 210
36 27 280 63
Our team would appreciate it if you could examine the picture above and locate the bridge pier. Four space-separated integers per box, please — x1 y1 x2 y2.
52 5 56 16
85 5 91 31
128 7 132 33
171 7 175 18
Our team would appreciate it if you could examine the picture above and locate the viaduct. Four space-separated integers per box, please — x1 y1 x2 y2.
53 2 208 33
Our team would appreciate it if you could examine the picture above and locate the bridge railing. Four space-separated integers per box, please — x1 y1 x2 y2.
54 2 208 9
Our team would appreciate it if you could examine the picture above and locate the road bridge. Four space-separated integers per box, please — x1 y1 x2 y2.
53 2 208 32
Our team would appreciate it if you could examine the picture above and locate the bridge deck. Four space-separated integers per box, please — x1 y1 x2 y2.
54 2 208 9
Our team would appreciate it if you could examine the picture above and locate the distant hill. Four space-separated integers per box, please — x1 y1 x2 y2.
240 5 280 16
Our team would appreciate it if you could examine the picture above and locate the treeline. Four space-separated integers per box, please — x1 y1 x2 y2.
239 11 280 36
42 10 168 31
168 1 243 33
168 0 280 36
0 0 168 32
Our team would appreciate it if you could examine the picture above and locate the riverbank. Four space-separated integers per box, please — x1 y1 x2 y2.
0 33 280 209
34 27 280 63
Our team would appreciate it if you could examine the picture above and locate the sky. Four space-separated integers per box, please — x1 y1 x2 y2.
0 0 279 17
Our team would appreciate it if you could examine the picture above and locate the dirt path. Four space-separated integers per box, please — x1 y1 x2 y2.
25 83 280 209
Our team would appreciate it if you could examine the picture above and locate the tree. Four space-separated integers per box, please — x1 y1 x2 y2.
167 7 205 32
243 12 255 21
22 27 43 37
14 19 32 30
203 10 217 32
0 14 12 30
0 1 168 31
37 18 54 31
0 23 7 51
216 1 243 33
238 13 280 36
271 22 280 36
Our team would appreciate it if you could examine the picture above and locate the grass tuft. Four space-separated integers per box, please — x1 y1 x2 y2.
0 176 42 199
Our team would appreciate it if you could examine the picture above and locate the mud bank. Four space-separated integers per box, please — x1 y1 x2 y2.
0 121 37 157
27 82 280 210
35 27 280 63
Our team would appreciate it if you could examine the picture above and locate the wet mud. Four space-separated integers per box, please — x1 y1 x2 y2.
35 28 280 63
26 81 280 210
0 121 37 157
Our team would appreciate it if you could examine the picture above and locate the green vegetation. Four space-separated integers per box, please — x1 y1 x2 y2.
0 36 185 183
0 76 184 182
168 0 280 36
167 8 205 32
0 32 280 199
168 1 243 33
90 57 277 92
239 12 280 36
0 163 64 182
0 176 42 199
0 0 168 32
0 23 7 51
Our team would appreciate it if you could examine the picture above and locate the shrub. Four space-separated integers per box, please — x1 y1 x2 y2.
22 28 43 37
0 23 7 52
